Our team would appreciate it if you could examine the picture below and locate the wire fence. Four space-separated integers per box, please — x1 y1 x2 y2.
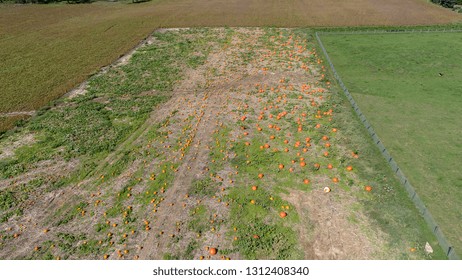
315 30 460 260
316 28 462 35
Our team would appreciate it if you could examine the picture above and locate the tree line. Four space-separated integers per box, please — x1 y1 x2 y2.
1 0 92 3
431 0 462 8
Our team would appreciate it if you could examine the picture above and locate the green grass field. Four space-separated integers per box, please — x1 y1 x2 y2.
320 31 462 256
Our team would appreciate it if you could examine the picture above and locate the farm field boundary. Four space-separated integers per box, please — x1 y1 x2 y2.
316 28 462 35
315 29 461 260
1 0 462 120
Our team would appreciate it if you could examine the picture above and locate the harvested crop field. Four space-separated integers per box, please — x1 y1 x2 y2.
1 0 461 132
0 28 444 260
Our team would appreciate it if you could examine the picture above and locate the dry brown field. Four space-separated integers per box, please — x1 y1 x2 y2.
0 0 461 132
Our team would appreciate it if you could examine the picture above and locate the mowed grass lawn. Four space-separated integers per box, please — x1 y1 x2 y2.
1 0 461 132
320 32 462 255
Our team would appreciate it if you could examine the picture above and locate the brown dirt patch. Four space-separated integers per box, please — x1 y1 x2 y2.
0 133 35 161
282 188 386 259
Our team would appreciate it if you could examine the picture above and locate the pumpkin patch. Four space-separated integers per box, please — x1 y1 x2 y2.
0 27 444 262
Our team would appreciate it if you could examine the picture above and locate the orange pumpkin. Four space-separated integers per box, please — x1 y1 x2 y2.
279 212 287 218
209 247 217 255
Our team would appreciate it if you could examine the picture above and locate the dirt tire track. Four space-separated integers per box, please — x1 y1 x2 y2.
137 28 266 259
138 94 220 259
138 66 239 259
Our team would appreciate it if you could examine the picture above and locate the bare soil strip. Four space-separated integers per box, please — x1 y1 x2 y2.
0 111 35 117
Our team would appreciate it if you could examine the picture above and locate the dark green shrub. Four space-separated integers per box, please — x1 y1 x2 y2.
432 0 457 8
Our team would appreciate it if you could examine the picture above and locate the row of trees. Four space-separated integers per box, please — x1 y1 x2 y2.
2 0 92 3
1 0 148 3
431 0 462 8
